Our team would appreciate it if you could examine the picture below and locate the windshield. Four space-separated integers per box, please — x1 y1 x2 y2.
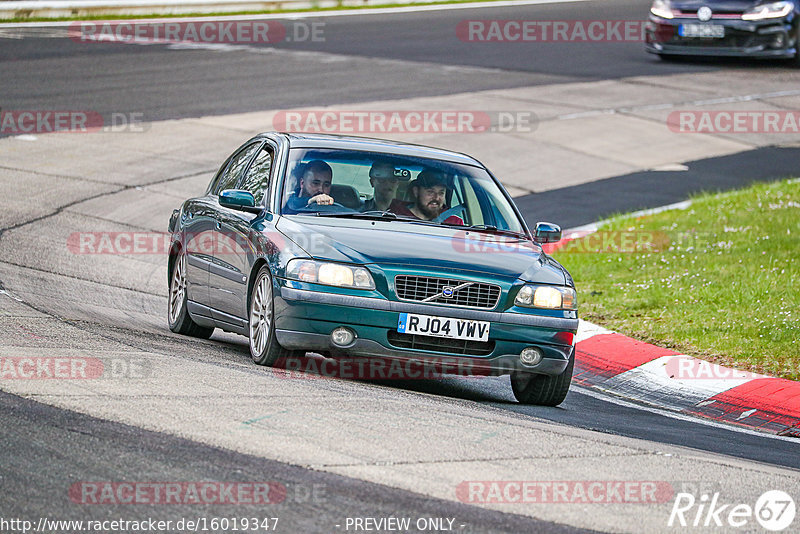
280 148 526 234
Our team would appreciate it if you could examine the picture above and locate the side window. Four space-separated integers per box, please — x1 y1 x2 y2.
215 143 260 195
206 156 232 195
240 145 274 206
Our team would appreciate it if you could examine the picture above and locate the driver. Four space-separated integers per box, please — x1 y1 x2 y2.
389 169 464 225
284 160 334 213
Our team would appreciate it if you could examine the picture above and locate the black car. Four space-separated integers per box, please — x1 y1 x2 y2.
645 0 800 62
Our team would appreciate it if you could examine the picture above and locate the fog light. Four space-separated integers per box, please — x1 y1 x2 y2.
520 347 543 366
331 327 355 347
773 33 786 48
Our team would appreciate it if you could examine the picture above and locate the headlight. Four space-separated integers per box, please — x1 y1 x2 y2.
515 285 577 310
285 259 375 289
650 0 675 19
742 1 794 20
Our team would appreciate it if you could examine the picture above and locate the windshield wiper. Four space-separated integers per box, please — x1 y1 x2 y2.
459 224 527 238
312 211 400 220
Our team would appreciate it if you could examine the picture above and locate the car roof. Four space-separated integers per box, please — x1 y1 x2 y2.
267 132 483 167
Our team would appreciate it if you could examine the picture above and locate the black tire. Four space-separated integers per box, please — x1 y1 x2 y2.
510 349 574 406
793 27 800 68
248 266 297 366
168 251 214 339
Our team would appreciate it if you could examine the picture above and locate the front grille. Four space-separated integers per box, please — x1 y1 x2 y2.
394 275 500 310
669 31 772 48
675 10 743 17
387 331 495 356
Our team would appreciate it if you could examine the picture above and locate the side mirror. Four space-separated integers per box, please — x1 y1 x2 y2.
219 189 262 214
533 222 562 244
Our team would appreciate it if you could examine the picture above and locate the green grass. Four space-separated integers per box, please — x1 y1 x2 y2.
3 0 501 23
554 178 800 380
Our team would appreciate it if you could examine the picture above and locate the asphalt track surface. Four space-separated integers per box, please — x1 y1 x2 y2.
2 0 800 532
0 0 720 123
0 390 588 534
519 145 800 228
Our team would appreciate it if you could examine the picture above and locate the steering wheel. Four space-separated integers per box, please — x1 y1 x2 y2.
433 205 466 223
297 201 352 213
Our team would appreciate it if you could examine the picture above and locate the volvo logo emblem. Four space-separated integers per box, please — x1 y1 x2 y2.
697 6 712 21
421 281 474 303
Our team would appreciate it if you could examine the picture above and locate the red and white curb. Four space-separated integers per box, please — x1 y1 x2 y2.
573 319 800 437
546 209 800 437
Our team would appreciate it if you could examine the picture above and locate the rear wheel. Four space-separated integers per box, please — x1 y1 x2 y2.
168 251 214 339
249 266 298 366
511 349 574 406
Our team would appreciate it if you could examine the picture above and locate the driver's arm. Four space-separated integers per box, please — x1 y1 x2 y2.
308 193 334 205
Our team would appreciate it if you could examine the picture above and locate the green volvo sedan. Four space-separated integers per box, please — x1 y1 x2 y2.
167 133 578 405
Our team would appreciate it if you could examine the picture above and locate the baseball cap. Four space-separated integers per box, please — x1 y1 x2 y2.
413 169 448 188
369 161 397 180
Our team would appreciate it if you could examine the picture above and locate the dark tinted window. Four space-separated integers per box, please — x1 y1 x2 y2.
215 142 260 194
240 145 273 205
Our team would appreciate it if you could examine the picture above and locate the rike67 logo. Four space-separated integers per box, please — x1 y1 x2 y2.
669 490 796 531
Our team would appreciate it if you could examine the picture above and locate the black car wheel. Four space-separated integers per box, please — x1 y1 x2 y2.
168 250 214 339
510 349 574 406
249 266 297 366
793 27 800 67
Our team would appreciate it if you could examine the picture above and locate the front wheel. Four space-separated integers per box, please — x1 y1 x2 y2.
510 349 574 406
168 251 214 339
249 266 297 366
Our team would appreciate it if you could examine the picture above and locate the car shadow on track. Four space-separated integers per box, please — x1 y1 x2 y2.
268 352 525 404
210 335 566 407
652 55 798 70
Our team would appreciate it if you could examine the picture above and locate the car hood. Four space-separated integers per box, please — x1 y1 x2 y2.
668 0 764 11
276 216 567 285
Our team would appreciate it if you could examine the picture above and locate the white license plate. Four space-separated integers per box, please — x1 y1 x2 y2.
397 313 490 342
679 24 725 38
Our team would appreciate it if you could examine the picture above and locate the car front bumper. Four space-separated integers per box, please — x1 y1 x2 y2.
645 16 797 58
274 282 578 377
